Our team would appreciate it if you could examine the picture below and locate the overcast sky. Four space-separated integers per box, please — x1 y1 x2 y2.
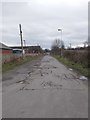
1 0 88 49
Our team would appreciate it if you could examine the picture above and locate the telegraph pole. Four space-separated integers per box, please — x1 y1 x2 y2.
58 28 62 56
70 43 71 49
19 24 23 58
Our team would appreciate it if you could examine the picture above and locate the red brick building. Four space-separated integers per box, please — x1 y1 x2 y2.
0 42 13 63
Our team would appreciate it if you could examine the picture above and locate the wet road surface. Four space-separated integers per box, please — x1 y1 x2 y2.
2 55 88 118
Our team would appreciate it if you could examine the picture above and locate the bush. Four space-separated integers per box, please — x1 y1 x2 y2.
62 50 88 68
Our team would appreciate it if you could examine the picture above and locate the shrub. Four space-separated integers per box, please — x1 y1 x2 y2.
62 50 88 68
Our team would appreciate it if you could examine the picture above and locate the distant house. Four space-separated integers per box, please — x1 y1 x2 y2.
12 48 23 59
0 42 13 63
10 46 42 54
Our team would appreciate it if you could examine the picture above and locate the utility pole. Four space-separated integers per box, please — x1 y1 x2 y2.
58 28 62 56
19 24 23 58
70 43 71 49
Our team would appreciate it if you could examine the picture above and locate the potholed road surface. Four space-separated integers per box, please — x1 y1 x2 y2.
2 55 88 118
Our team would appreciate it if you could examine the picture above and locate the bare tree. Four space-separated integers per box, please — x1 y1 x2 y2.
51 39 64 54
52 39 64 49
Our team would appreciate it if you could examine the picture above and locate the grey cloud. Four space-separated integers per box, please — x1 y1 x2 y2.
1 0 88 49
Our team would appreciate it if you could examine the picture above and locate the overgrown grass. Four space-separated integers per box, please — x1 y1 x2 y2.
53 55 89 77
2 55 41 73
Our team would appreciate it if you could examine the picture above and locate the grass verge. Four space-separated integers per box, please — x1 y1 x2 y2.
53 55 89 77
2 55 41 73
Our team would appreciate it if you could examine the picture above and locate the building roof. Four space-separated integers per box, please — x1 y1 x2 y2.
0 42 12 50
10 46 41 49
10 46 42 53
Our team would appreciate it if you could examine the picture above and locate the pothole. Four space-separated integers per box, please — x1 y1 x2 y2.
79 76 88 81
16 80 30 84
41 81 63 89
